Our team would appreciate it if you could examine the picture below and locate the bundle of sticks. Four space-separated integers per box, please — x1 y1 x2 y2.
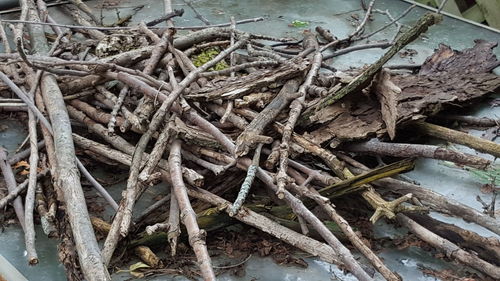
1 0 499 280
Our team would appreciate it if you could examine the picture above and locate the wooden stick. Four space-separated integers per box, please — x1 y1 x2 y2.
235 79 300 156
145 9 184 27
415 121 500 158
407 213 500 264
7 140 45 165
229 143 263 216
322 41 392 60
350 0 376 38
0 147 26 231
357 5 415 41
291 175 401 281
337 153 500 235
181 150 225 175
375 176 500 235
277 46 322 198
134 194 171 224
436 114 500 127
62 5 105 40
169 140 216 280
397 214 500 279
182 0 211 25
35 183 57 237
145 222 170 235
344 138 491 169
36 0 63 37
0 169 48 209
22 0 110 278
24 85 39 264
69 0 99 25
167 191 180 256
137 118 172 182
72 134 344 266
107 86 129 134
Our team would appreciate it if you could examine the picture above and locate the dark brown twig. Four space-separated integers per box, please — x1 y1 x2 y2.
145 9 184 27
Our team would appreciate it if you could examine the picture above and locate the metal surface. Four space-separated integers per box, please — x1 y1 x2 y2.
0 254 28 281
402 0 500 34
0 0 499 280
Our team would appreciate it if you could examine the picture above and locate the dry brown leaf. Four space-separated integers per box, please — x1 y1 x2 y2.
13 160 29 169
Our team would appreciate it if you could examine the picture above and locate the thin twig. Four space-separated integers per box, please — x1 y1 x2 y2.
36 0 64 37
220 16 237 124
107 86 128 134
0 147 26 231
229 143 263 216
0 17 264 30
213 254 252 269
0 169 48 210
0 71 119 212
182 0 211 25
276 49 322 198
358 5 415 41
134 194 171 223
350 0 376 39
145 9 184 27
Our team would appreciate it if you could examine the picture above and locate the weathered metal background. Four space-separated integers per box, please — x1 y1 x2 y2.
0 0 499 280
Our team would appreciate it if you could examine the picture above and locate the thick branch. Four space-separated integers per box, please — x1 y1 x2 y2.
235 79 300 156
397 214 500 279
169 140 215 280
344 138 490 169
23 0 111 277
415 121 500 158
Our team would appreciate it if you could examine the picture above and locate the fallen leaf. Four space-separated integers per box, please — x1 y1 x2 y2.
129 261 150 272
289 20 309 28
13 160 30 170
19 170 30 176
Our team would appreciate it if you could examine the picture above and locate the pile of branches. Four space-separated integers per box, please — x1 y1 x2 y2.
1 0 499 280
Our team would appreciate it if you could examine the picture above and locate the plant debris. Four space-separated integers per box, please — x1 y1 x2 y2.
0 1 499 281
